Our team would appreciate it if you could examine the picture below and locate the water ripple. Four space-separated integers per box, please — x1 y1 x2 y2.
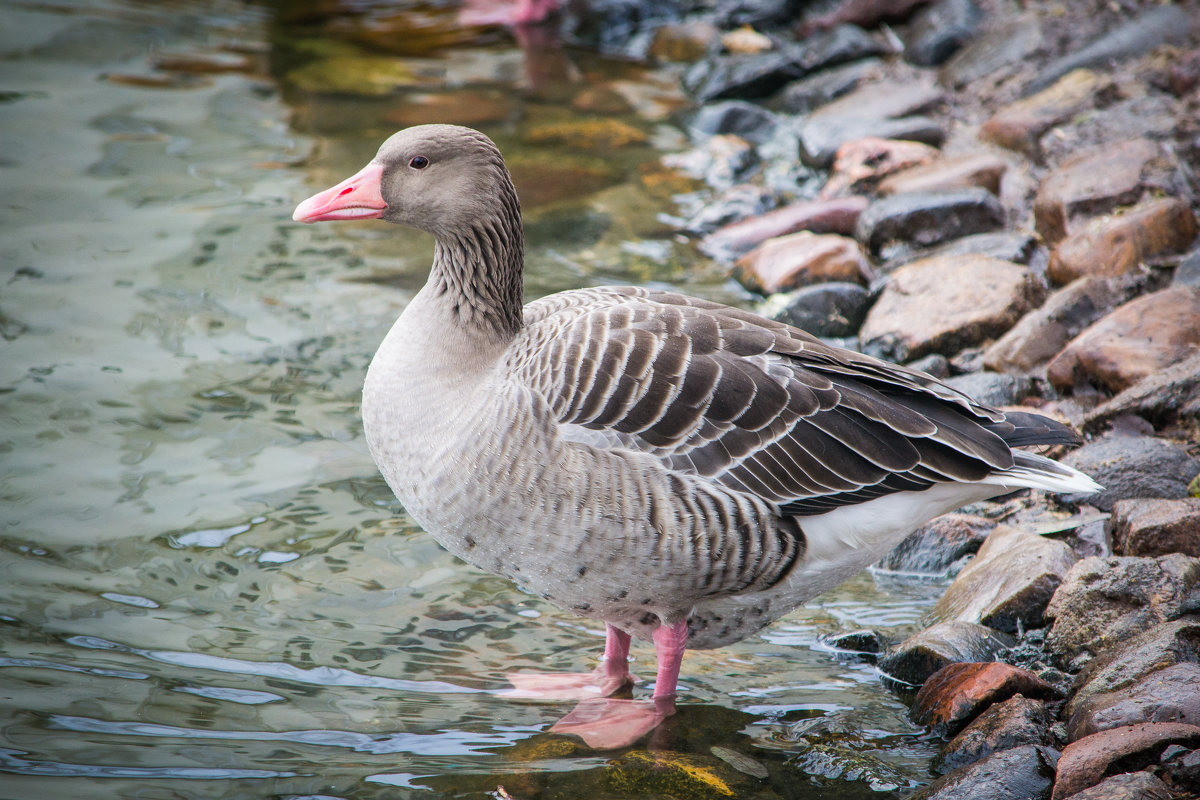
0 747 295 780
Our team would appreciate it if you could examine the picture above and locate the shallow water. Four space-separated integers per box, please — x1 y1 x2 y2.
0 2 941 797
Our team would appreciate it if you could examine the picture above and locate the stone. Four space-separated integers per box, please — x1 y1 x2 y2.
766 281 872 337
1032 138 1166 245
1044 554 1200 671
1047 287 1200 395
982 276 1137 375
1067 620 1200 719
732 231 871 295
906 745 1058 800
661 134 756 190
933 526 1079 634
860 254 1042 362
1051 722 1200 800
715 0 802 29
699 196 869 261
911 662 1061 736
1047 198 1198 285
942 372 1038 408
1110 498 1200 559
1084 352 1200 435
878 621 1014 687
980 69 1117 158
877 151 1007 197
646 20 720 62
689 100 780 144
875 513 995 576
810 76 947 123
821 137 940 198
1175 248 1200 288
1059 771 1176 800
907 231 1039 267
940 14 1042 89
936 695 1052 774
802 0 930 33
903 0 981 67
770 57 881 114
570 85 634 115
719 26 773 54
855 189 1005 254
799 115 946 169
684 183 777 234
823 629 884 657
527 119 649 149
1068 662 1200 741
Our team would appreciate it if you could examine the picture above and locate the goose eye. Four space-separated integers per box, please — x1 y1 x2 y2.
409 155 430 169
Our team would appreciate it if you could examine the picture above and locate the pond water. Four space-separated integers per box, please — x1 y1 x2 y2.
0 1 943 797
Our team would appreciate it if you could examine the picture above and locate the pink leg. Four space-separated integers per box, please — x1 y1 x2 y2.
650 619 689 699
503 623 635 699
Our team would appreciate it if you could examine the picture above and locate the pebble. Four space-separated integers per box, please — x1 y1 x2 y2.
1047 198 1199 285
821 137 940 198
877 151 1007 197
645 20 720 62
1109 498 1200 559
854 188 1005 254
1083 351 1200 435
878 620 1014 687
874 513 994 576
905 744 1058 800
910 661 1061 736
980 69 1117 159
700 196 869 260
765 281 872 337
1067 662 1200 741
1051 722 1200 800
732 231 872 294
935 694 1052 774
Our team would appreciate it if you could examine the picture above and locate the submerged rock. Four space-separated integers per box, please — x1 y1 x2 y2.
879 620 1014 686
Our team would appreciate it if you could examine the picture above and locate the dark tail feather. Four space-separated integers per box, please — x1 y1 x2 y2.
984 411 1081 448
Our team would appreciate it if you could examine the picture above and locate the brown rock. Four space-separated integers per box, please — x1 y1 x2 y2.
1047 198 1198 285
647 20 720 62
911 662 1061 736
570 85 634 115
933 526 1079 633
1110 498 1200 558
982 276 1138 375
1046 287 1200 395
860 254 1043 361
879 620 1015 686
1044 554 1200 671
1066 620 1200 719
820 137 940 198
878 151 1008 197
1033 138 1164 245
1060 771 1176 800
936 695 1052 774
731 232 872 295
1051 722 1200 799
1067 662 1200 741
527 119 648 149
1084 351 1200 434
700 196 869 260
980 69 1118 158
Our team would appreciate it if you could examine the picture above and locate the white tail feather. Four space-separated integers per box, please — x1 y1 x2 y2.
986 450 1103 495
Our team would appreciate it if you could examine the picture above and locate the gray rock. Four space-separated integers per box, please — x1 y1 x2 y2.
1175 247 1200 288
905 745 1058 800
1068 662 1200 741
1060 771 1177 800
715 0 805 28
940 15 1042 88
943 372 1038 408
822 629 883 659
936 695 1052 774
689 100 780 144
855 189 1004 253
768 281 872 337
1059 434 1200 512
901 231 1040 268
771 57 881 114
798 115 946 169
875 513 994 576
878 620 1014 686
906 353 951 378
904 0 982 67
1066 620 1200 718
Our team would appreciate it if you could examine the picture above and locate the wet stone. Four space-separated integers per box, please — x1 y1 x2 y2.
1044 554 1200 672
1110 498 1200 559
855 189 1004 254
661 134 757 191
877 151 1007 197
1067 662 1200 741
878 620 1014 687
770 57 881 114
1047 287 1200 396
942 372 1038 408
911 662 1061 736
799 114 946 168
684 183 777 234
908 744 1059 800
765 281 872 337
895 231 1038 272
700 196 868 261
939 14 1042 89
821 137 940 198
822 629 883 659
1084 351 1200 435
1051 723 1200 800
936 694 1052 775
980 69 1117 159
732 231 872 295
689 100 780 144
1059 770 1177 800
875 513 994 577
714 0 798 29
903 0 981 67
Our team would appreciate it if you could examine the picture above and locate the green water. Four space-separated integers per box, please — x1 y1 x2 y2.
0 1 940 797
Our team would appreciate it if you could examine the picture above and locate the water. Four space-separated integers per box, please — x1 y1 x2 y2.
0 1 941 797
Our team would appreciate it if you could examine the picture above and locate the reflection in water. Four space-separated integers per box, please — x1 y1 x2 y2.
0 0 938 797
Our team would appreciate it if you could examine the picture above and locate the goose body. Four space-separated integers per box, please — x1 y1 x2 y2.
295 124 1100 746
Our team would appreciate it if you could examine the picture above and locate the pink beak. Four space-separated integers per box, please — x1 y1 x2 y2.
293 162 387 223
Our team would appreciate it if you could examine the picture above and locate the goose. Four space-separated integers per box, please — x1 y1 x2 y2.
293 124 1100 749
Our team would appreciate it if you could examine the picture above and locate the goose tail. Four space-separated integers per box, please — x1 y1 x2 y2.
989 450 1103 495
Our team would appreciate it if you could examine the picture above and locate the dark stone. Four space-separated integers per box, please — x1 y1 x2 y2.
1159 745 1200 793
905 745 1058 800
1110 498 1200 558
822 629 883 659
1068 662 1200 741
875 513 994 576
943 372 1038 408
940 15 1042 89
799 115 946 168
878 621 1014 687
1084 351 1200 435
1059 434 1200 513
906 353 950 378
854 189 1004 254
1175 247 1200 288
911 662 1061 737
768 282 871 337
1060 770 1176 800
1052 723 1200 800
770 57 881 114
715 0 806 29
904 0 982 66
561 0 679 54
936 695 1052 774
689 100 780 145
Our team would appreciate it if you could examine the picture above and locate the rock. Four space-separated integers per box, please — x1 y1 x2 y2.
908 745 1058 800
646 20 720 62
802 0 930 32
660 134 756 190
855 189 1005 254
1032 138 1166 246
527 119 649 149
766 281 872 337
684 183 777 233
1084 352 1200 434
689 100 780 144
700 196 869 260
732 231 872 294
1047 198 1198 285
799 115 947 168
570 85 635 115
942 372 1038 408
933 526 1079 634
940 14 1042 89
771 57 881 114
1044 554 1200 671
715 0 803 29
980 69 1117 159
1066 620 1200 719
1067 662 1200 741
1175 248 1200 288
860 254 1042 362
903 0 981 67
879 621 1014 686
719 26 774 55
810 75 947 123
1051 722 1200 800
983 276 1138 375
1058 770 1177 800
906 353 951 378
1026 5 1197 95
911 662 1061 736
907 231 1039 268
875 513 995 576
877 151 1007 197
1110 498 1200 559
1047 287 1200 395
822 629 884 659
561 0 675 54
1158 743 1200 791
821 137 940 198
936 695 1052 774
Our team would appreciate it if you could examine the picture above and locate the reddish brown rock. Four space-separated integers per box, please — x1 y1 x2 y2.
820 137 940 198
1110 498 1200 558
731 231 872 295
1051 723 1200 799
936 695 1052 774
1032 138 1165 245
933 526 1079 633
1067 662 1200 741
570 85 634 115
700 196 869 259
1047 198 1198 285
980 69 1117 158
911 662 1060 736
878 151 1008 197
860 255 1043 362
1046 287 1200 394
